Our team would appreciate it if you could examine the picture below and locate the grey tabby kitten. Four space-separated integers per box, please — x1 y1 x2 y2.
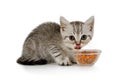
17 16 94 66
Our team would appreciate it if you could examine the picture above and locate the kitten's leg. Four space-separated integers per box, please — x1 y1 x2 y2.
69 53 77 64
70 57 77 64
49 46 72 66
17 38 47 65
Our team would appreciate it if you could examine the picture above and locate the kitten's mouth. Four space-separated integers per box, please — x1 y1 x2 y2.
74 44 81 49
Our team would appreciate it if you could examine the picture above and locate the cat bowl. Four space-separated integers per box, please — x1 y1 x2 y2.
75 49 101 66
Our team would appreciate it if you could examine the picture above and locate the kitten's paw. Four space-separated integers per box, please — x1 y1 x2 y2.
57 57 72 66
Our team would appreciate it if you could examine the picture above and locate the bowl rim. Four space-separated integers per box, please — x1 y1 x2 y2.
76 49 102 53
80 49 101 53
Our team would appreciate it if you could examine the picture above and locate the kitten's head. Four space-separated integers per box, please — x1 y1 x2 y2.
60 16 94 51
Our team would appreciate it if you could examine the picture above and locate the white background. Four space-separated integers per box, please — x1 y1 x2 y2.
0 0 120 80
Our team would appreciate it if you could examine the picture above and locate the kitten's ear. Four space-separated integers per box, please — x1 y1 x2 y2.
84 16 94 31
60 16 70 27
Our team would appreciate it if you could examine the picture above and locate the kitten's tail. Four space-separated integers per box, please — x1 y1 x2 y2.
17 57 47 65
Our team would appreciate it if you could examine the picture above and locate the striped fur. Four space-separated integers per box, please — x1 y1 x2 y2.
17 16 94 66
70 21 84 35
60 16 94 50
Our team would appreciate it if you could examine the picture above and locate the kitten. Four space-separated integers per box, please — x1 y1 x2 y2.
17 16 94 66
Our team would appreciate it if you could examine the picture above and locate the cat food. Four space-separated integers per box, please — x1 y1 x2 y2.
76 49 101 65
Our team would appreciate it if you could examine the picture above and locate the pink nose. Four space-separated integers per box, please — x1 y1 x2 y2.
74 45 81 49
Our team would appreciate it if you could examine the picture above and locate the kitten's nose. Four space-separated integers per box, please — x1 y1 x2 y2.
76 41 80 44
74 44 81 49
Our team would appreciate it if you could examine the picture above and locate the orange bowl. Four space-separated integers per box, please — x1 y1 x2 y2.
75 49 101 66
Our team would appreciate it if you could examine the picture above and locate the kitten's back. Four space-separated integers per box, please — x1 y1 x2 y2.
25 22 62 42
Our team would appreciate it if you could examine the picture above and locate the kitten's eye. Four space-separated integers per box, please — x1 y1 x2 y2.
81 35 87 40
69 35 75 40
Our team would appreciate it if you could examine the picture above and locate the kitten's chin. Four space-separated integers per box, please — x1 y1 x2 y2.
72 49 81 52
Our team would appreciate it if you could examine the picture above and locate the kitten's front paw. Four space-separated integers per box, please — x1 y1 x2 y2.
58 57 72 66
